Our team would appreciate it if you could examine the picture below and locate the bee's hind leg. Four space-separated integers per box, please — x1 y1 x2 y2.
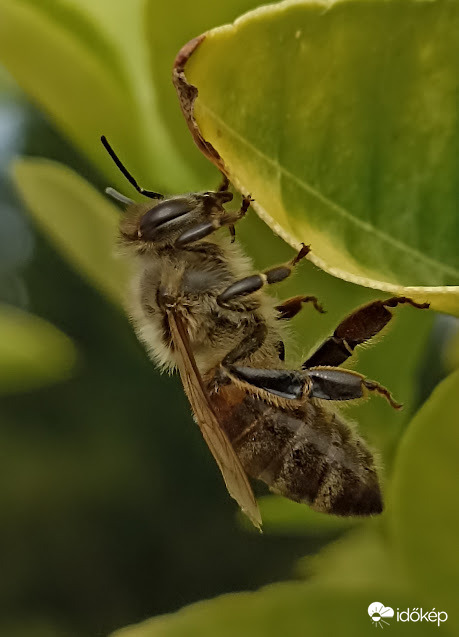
303 296 429 368
227 365 402 409
305 368 402 410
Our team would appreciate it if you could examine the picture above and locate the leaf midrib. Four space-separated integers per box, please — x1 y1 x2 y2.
199 102 459 281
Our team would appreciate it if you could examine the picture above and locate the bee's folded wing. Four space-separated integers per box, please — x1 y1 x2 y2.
167 309 262 530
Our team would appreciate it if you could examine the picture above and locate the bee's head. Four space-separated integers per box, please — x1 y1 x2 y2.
137 190 233 241
101 135 233 252
117 190 233 252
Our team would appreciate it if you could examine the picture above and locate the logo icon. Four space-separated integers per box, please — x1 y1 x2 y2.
368 602 395 628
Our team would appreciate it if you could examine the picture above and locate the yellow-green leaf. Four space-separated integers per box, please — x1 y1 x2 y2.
178 0 459 315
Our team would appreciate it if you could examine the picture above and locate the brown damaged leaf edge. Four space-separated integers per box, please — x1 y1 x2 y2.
173 35 227 174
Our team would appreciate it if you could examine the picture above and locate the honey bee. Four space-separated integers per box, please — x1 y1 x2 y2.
101 136 429 529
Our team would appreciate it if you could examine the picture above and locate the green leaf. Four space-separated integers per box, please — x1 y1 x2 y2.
179 0 459 314
0 305 76 394
389 369 459 612
444 323 459 372
13 158 127 307
110 580 444 637
254 495 357 535
297 525 404 588
0 0 191 191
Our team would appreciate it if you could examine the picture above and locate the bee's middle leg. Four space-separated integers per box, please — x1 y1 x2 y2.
276 295 325 319
217 244 310 309
221 319 268 367
213 319 268 389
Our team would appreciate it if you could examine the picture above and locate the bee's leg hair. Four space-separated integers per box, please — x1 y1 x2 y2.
227 365 308 401
227 365 402 409
276 340 285 361
217 244 310 308
276 295 325 319
305 368 402 409
175 194 252 247
303 296 429 368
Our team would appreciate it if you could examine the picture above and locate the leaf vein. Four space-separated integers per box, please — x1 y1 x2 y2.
199 104 459 280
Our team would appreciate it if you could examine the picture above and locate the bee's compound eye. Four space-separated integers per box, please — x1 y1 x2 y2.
139 198 193 239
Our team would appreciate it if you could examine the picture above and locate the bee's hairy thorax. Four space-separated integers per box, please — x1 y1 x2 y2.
127 238 283 375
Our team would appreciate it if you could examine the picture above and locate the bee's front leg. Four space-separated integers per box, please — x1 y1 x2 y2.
216 172 230 192
175 195 252 247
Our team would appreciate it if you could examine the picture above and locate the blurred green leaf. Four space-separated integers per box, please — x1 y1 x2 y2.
296 526 403 588
389 369 459 613
0 0 191 191
254 495 357 535
111 514 455 636
0 620 68 637
146 0 278 190
295 527 456 633
183 0 459 314
110 579 444 637
0 305 76 394
444 323 459 371
13 158 127 306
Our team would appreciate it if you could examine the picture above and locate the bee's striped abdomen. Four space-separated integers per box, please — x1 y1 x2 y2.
212 384 383 516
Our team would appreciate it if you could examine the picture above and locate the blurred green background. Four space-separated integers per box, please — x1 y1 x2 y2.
0 1 458 636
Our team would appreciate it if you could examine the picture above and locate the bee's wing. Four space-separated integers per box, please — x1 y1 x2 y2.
167 309 262 530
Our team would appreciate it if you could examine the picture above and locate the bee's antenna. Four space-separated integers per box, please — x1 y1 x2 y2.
100 135 164 200
105 187 135 205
